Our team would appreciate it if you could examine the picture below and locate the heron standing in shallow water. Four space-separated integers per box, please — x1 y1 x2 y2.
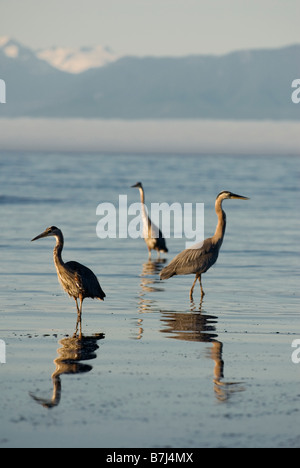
32 226 106 337
160 191 249 299
132 182 168 259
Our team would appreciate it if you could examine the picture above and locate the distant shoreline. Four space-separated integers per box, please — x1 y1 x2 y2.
0 118 299 155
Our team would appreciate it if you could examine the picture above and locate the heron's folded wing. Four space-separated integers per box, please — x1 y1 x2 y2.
65 261 105 299
161 238 216 277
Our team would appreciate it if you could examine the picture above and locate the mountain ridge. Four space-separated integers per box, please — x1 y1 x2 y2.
0 38 299 119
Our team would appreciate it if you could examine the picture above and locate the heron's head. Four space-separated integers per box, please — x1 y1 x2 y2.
216 191 249 202
31 226 61 242
131 182 143 189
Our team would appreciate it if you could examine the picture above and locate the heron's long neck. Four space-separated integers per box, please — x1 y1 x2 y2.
53 232 65 270
139 187 145 205
212 199 226 247
139 187 149 224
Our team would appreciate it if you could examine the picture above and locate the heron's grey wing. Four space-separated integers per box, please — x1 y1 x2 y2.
149 219 160 239
160 238 217 279
149 220 168 252
55 261 81 298
66 261 106 300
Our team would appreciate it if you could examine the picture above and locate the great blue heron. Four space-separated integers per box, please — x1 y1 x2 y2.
160 191 249 299
131 182 168 258
31 226 105 337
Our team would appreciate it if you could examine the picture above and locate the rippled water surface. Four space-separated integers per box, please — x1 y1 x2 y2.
0 152 299 448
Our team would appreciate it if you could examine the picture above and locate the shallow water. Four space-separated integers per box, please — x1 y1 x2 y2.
0 152 299 448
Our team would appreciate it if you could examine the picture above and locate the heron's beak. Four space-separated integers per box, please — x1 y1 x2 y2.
230 193 250 200
131 183 139 188
31 230 49 242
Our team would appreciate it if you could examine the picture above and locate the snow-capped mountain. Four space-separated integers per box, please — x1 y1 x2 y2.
1 37 299 119
0 36 20 58
37 45 119 73
0 36 38 61
0 37 118 73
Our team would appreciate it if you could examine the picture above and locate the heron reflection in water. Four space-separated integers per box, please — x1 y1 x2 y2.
30 333 104 409
139 259 166 299
135 257 244 400
133 259 166 339
31 226 106 338
160 300 245 401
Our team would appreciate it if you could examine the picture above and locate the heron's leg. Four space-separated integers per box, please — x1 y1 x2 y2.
74 297 82 338
78 294 83 339
190 275 198 300
74 298 80 336
78 318 82 339
74 298 80 314
199 275 205 298
148 249 152 260
75 318 80 337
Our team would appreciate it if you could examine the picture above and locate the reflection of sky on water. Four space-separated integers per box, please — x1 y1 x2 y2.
136 259 245 401
0 153 299 447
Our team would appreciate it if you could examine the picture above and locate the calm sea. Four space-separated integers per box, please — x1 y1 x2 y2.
0 152 299 448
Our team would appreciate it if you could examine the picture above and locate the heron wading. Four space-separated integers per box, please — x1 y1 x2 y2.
31 226 105 337
132 182 168 259
160 191 249 299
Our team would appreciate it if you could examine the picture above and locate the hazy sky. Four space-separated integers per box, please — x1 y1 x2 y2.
1 0 299 56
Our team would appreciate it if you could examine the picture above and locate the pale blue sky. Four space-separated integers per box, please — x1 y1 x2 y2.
0 0 299 56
